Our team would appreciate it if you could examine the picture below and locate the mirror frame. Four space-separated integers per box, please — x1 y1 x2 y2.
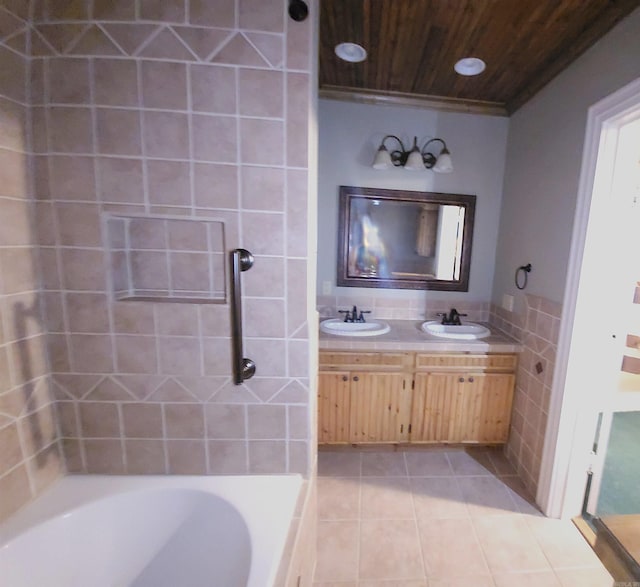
337 185 476 291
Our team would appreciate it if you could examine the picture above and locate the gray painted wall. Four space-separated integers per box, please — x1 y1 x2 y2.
493 8 640 310
318 99 509 302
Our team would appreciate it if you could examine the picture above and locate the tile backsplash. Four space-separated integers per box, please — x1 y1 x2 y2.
317 293 490 322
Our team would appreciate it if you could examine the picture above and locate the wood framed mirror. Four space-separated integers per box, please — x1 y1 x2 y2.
337 185 476 291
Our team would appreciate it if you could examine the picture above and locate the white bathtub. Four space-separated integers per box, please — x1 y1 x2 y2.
0 474 302 587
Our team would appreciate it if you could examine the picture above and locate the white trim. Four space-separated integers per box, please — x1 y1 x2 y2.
537 76 640 519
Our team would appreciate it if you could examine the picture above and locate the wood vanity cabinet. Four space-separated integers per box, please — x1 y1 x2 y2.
318 351 517 445
317 352 413 444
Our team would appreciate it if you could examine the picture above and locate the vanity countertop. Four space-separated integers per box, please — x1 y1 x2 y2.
318 319 522 353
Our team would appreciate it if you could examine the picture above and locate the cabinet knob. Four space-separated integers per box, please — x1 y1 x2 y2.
342 375 348 382
353 376 359 382
459 377 465 383
468 376 474 383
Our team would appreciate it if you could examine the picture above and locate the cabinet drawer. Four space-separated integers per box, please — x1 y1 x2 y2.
319 352 413 371
416 353 517 372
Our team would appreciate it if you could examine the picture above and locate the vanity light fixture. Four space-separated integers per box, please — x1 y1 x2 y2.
372 136 453 173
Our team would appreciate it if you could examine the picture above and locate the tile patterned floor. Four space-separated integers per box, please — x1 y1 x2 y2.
314 449 616 587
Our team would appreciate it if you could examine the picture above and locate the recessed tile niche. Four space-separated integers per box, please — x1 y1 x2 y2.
106 215 226 303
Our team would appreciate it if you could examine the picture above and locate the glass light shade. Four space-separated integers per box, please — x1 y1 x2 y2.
433 149 453 173
404 148 425 171
372 145 393 169
454 57 486 76
335 42 367 63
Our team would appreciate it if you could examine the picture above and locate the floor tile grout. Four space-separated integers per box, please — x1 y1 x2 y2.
316 450 615 586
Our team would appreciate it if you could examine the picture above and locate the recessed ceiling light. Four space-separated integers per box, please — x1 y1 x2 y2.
454 57 486 76
335 42 367 63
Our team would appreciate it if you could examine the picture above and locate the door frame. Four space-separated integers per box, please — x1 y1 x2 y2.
536 76 640 519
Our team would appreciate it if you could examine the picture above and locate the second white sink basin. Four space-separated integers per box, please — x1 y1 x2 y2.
422 321 490 340
320 318 390 337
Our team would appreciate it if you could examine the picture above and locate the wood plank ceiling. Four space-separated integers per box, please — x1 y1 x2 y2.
319 0 640 115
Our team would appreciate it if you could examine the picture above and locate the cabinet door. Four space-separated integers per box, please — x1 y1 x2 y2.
449 373 515 443
349 372 412 443
410 373 458 442
318 371 351 443
411 372 516 443
474 373 515 443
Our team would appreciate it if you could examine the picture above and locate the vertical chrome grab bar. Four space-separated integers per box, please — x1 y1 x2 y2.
230 248 256 385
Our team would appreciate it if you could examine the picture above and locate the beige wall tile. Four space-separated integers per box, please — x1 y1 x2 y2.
190 64 236 113
96 108 142 156
66 292 109 333
115 335 158 374
48 107 93 153
143 111 190 159
130 250 169 291
158 335 201 374
205 403 246 439
113 302 156 334
48 155 96 201
139 0 185 21
93 59 139 106
84 438 125 473
247 404 286 439
42 247 68 291
244 298 285 338
239 0 284 32
125 439 166 473
189 0 235 27
146 159 191 206
240 118 284 165
49 58 90 104
248 439 286 473
241 165 284 211
98 157 144 203
69 334 114 373
241 212 284 255
141 61 187 110
167 220 207 251
164 403 205 438
55 202 102 247
238 69 283 117
207 439 247 474
93 0 136 21
167 439 207 474
156 303 198 335
79 402 121 438
193 162 237 209
192 114 237 163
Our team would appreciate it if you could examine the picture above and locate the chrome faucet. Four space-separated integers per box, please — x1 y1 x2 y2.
437 308 467 325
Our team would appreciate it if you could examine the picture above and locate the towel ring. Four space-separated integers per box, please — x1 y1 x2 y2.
515 263 532 290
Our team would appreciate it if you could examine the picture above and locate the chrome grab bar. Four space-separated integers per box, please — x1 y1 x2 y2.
230 248 256 385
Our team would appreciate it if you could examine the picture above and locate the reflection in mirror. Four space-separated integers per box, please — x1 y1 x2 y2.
338 186 476 291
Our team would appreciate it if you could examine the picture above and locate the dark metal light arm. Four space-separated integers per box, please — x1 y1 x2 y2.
373 135 453 172
378 134 409 166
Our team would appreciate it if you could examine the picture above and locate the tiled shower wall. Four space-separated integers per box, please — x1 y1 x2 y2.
490 294 562 495
29 1 313 477
0 2 63 521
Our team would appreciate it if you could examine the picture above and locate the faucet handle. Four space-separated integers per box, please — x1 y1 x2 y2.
338 310 352 323
358 310 371 323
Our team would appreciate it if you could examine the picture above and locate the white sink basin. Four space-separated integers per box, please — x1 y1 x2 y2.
421 321 490 340
320 318 390 337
